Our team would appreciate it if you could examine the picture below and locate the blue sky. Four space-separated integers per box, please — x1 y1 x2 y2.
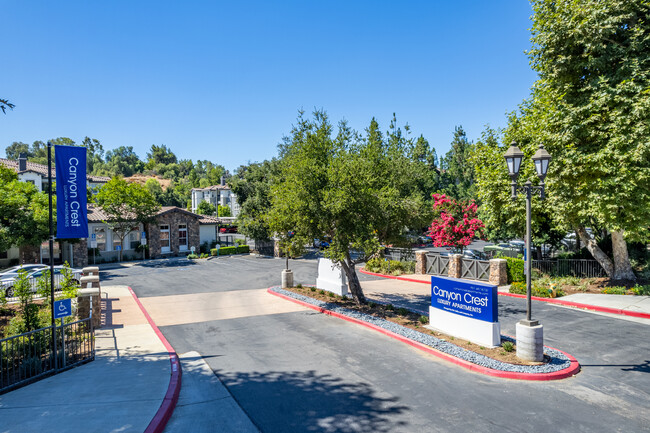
1 1 537 171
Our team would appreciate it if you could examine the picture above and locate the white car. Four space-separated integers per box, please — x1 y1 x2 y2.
0 264 48 279
1 266 82 298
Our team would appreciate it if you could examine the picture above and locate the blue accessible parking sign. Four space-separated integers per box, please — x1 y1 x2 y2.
54 298 72 319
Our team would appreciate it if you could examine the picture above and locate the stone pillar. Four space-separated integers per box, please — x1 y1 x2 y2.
516 321 544 362
415 250 427 275
73 239 89 268
448 254 463 279
80 275 100 290
82 266 100 276
281 269 294 288
489 258 508 286
77 288 101 329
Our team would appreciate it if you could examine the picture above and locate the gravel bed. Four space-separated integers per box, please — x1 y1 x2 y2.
271 287 573 374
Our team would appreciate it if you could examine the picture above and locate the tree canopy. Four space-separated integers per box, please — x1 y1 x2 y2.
268 111 429 304
0 165 50 252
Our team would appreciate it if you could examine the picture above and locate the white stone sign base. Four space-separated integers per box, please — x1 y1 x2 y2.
426 306 501 348
316 258 348 297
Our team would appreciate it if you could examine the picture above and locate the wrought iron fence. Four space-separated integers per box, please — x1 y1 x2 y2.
426 253 450 275
384 248 415 262
461 258 491 281
1 317 95 394
532 259 606 278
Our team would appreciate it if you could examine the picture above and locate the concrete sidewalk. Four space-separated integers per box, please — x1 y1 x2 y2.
0 285 170 433
360 274 650 323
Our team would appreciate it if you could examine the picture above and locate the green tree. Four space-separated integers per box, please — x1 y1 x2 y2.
230 160 279 242
5 142 32 159
0 98 14 114
197 201 216 215
145 178 165 204
94 178 160 260
103 146 145 177
218 205 231 217
505 0 650 281
269 111 428 304
0 165 50 252
13 270 40 333
440 126 476 200
146 144 177 169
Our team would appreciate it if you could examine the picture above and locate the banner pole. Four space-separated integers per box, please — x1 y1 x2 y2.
47 141 58 371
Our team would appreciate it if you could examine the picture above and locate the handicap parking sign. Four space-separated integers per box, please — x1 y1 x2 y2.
54 298 72 319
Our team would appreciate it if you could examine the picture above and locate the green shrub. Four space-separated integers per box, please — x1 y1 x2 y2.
602 286 628 295
235 238 246 246
632 285 650 296
504 257 525 283
385 304 395 311
396 307 409 316
186 254 199 259
509 281 526 295
237 245 250 254
310 287 316 292
200 253 209 259
418 315 428 324
319 290 325 295
296 283 303 289
368 301 377 308
210 248 219 256
502 341 515 352
219 246 238 255
509 281 562 298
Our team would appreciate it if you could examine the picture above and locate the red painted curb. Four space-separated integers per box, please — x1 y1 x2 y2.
127 287 182 433
359 268 650 320
269 288 580 381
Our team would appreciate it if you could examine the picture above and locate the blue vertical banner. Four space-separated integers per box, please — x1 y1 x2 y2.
55 145 88 238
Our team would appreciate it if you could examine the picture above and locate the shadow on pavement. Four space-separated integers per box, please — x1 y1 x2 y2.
215 369 409 433
581 360 650 374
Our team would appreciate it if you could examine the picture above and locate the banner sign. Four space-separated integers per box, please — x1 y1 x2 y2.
431 276 498 323
55 145 88 238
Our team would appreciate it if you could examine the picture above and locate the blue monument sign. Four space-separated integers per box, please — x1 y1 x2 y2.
428 276 500 347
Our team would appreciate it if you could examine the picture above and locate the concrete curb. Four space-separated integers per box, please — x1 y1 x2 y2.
127 287 182 433
268 288 580 381
359 268 650 320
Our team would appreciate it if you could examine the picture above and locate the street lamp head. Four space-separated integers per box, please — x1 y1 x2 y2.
532 144 552 181
504 141 524 181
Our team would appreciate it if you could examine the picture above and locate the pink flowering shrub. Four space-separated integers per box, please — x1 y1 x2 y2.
428 193 485 253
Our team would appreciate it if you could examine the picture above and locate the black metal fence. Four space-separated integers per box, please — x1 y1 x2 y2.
1 317 95 394
532 259 606 278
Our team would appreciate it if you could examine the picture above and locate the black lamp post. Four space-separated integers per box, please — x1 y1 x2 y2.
504 142 552 325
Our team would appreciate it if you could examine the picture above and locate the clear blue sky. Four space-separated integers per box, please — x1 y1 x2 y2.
1 1 537 172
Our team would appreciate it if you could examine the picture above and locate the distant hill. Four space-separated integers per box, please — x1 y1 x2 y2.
124 174 172 191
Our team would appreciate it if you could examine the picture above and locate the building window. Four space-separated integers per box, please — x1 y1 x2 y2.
113 233 122 251
160 225 170 253
128 231 140 250
95 227 106 251
178 224 188 251
26 179 35 185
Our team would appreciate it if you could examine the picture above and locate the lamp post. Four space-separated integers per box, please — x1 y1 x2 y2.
504 141 551 361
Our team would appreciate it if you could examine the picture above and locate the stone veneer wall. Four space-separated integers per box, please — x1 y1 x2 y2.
73 239 88 268
148 210 200 259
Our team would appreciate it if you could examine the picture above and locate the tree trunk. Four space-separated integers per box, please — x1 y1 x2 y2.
575 225 614 277
611 230 636 282
339 256 366 305
536 245 543 260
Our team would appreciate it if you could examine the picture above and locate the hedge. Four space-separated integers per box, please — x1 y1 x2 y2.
210 245 250 256
504 257 524 284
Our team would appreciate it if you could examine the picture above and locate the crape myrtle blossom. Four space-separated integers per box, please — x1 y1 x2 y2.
428 193 484 253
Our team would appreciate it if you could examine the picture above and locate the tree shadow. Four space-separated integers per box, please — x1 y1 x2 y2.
366 293 430 315
214 369 409 433
581 360 650 374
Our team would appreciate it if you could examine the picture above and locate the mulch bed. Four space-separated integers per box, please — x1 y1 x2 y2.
284 285 544 366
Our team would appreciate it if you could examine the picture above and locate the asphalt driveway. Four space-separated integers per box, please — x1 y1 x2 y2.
102 255 650 433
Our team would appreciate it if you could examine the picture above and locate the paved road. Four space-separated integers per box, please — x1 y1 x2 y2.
103 256 650 433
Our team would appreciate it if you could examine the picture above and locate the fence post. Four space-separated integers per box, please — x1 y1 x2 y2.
489 258 508 286
448 254 463 279
415 250 427 275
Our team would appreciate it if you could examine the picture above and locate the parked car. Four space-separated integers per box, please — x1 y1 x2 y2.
0 264 48 279
1 266 83 298
314 237 332 249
